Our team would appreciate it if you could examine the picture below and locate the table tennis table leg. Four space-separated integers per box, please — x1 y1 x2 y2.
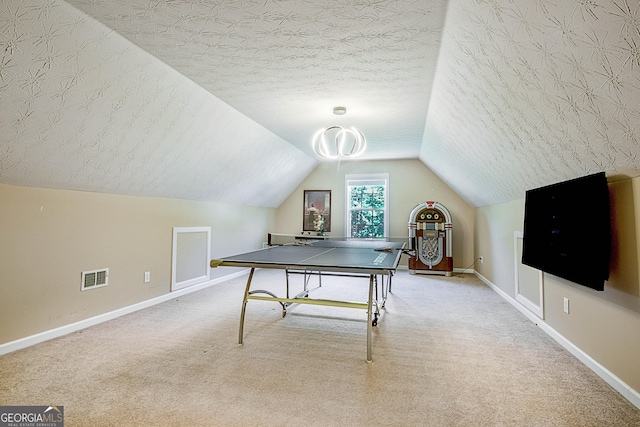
367 274 374 363
238 267 255 346
285 269 290 299
379 273 391 308
374 275 379 320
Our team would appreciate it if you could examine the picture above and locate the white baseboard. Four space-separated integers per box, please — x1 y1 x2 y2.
474 271 640 411
630 387 640 409
0 270 248 356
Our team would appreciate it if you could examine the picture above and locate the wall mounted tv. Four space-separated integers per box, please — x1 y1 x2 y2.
522 172 611 291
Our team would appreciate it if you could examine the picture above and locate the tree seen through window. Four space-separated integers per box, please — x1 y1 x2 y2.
349 184 386 238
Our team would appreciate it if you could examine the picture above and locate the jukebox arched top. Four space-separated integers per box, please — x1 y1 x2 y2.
408 201 452 225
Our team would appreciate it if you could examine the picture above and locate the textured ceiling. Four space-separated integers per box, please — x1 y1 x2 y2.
0 0 316 207
422 0 640 206
64 0 446 161
2 0 640 208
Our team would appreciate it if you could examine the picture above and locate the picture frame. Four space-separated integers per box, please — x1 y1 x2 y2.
303 190 331 233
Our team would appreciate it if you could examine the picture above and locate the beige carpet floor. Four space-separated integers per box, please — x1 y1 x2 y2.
1 270 638 426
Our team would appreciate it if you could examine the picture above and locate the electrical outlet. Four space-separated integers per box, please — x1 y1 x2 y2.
479 256 484 264
144 271 151 283
563 297 569 314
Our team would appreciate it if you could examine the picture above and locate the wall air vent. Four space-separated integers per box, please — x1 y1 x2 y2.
81 268 109 291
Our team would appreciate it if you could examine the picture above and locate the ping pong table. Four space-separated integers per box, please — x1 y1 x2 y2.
210 238 405 363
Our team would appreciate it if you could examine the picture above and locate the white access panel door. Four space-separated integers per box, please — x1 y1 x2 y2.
514 231 544 319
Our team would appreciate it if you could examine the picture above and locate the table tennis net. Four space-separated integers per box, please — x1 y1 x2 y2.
267 233 409 247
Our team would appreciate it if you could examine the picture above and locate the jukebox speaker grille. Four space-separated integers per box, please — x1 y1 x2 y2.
418 235 443 267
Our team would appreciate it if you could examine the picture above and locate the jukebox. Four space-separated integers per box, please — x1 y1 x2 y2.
408 201 453 276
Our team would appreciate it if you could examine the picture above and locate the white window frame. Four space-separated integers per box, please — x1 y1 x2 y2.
345 173 389 238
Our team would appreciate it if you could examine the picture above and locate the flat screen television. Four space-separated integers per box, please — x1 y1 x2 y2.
522 172 611 291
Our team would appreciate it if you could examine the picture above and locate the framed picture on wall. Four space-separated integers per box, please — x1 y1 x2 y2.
303 190 331 233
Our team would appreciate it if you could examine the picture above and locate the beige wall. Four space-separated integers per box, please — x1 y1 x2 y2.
275 159 475 268
474 178 640 393
0 184 275 345
1 160 473 346
3 162 638 397
473 198 526 292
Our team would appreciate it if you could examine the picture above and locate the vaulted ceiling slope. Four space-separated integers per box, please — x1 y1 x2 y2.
0 0 316 208
2 1 640 209
422 0 640 206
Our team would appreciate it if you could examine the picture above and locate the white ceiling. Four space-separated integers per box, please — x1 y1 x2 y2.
64 0 445 161
2 0 640 208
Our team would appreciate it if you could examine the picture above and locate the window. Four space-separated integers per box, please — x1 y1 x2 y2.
345 173 389 238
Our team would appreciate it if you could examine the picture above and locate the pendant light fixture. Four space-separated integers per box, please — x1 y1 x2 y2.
312 107 366 159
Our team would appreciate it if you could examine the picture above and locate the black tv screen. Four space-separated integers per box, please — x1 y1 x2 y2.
522 172 611 291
